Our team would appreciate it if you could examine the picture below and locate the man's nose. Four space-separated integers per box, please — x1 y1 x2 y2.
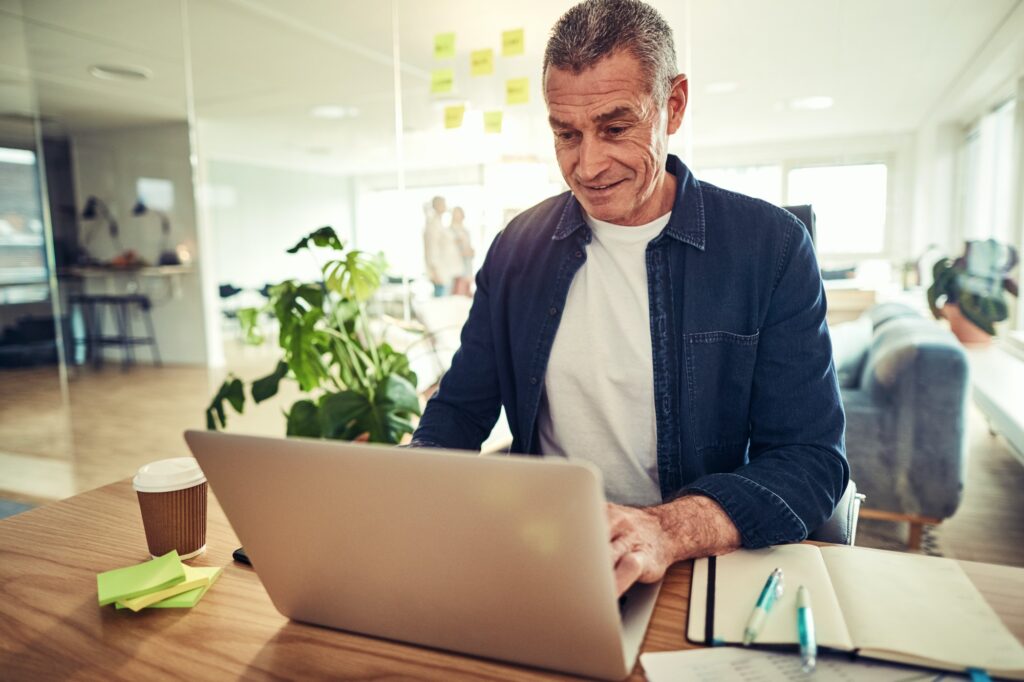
576 134 611 182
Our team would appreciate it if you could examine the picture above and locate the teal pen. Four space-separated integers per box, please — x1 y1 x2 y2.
797 585 817 672
742 567 784 645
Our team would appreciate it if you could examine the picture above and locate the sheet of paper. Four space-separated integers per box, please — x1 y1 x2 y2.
96 550 185 606
506 77 529 105
821 545 1024 674
483 110 503 134
501 28 524 56
116 566 222 610
433 32 455 60
444 105 465 129
118 574 208 611
471 48 493 76
641 648 937 682
697 545 854 650
431 68 454 95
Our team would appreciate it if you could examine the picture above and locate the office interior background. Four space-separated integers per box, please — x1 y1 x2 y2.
1 0 1022 566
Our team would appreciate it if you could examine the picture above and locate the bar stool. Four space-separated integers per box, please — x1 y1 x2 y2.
68 293 162 369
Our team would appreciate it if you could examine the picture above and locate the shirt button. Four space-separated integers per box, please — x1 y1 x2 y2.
530 376 538 385
549 307 558 316
575 250 583 258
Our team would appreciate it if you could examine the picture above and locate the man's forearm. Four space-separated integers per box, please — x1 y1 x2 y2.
650 494 742 562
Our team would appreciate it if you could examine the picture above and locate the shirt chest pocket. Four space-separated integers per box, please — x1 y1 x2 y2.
683 330 759 452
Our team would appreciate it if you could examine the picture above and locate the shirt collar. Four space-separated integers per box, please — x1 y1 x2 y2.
551 154 706 251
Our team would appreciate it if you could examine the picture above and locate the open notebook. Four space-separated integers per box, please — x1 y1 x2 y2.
688 544 1024 679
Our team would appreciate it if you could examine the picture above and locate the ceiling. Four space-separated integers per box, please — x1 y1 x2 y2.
0 0 1020 174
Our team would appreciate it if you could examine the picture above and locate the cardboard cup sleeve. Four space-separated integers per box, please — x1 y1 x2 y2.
137 482 207 559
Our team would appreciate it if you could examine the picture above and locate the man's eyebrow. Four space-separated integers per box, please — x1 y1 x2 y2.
548 115 573 130
593 106 637 125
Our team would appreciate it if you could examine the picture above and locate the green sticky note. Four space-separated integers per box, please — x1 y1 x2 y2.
431 68 454 95
483 110 503 134
506 77 529 105
116 566 222 610
97 550 185 607
502 28 524 57
444 104 466 129
434 32 456 60
470 48 494 76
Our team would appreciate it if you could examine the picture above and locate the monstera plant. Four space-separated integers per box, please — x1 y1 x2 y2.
206 227 421 444
928 239 1019 341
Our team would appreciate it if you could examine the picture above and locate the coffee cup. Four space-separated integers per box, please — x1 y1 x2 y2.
133 457 207 560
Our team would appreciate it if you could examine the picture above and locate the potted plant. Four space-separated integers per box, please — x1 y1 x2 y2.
206 227 421 443
927 239 1019 345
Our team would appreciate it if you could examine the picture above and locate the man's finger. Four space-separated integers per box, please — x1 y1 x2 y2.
610 537 631 563
615 552 643 597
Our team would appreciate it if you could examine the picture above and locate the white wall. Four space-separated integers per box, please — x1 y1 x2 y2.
71 122 213 366
202 159 354 291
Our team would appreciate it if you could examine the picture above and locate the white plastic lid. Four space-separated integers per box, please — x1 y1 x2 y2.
132 457 206 493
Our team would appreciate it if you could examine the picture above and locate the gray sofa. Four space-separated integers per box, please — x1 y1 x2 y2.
831 302 970 548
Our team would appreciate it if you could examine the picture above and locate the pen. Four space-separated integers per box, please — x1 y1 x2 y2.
797 585 817 672
742 567 784 645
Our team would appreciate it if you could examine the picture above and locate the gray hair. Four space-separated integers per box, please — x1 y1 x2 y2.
543 0 678 104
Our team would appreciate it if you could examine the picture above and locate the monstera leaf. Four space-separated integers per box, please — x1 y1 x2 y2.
286 226 345 253
318 375 421 444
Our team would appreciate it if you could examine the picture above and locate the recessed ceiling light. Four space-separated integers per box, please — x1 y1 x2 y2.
310 105 359 119
88 64 152 82
706 81 738 94
789 96 833 111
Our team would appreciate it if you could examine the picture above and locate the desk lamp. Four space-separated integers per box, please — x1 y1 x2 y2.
132 199 181 265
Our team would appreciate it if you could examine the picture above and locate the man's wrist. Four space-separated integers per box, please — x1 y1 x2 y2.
650 493 742 563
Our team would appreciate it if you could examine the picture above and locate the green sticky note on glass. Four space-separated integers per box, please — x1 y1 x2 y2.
506 77 529 105
116 566 222 610
434 32 456 60
484 111 503 134
431 68 454 95
97 550 185 607
502 28 524 57
444 104 466 129
471 48 494 76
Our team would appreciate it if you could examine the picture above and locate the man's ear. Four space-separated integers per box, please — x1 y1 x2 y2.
666 74 688 134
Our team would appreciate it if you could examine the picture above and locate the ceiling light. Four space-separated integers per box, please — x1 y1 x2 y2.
789 96 833 111
88 64 152 82
310 105 359 119
705 81 738 94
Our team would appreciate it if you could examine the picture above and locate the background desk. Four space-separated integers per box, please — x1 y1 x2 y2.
1 480 1022 680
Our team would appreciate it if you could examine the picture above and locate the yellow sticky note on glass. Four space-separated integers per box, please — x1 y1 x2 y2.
444 105 466 129
484 111 503 134
506 77 529 105
434 32 455 60
431 68 454 95
502 28 524 56
471 48 494 76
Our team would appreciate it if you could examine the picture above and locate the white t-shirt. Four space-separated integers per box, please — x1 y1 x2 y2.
536 210 671 506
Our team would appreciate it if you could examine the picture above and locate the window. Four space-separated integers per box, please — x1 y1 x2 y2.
696 165 782 205
0 147 48 304
787 163 888 255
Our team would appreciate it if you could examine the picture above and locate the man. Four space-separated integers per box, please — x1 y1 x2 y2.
413 0 848 596
423 195 463 297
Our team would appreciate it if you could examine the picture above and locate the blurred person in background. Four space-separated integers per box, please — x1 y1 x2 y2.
423 196 463 297
450 206 475 296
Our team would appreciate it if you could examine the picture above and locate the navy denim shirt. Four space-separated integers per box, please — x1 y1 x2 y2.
413 155 848 548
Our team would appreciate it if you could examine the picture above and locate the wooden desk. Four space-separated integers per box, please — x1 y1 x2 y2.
1 480 1022 680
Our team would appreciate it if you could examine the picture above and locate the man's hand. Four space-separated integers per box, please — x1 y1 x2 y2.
607 495 742 596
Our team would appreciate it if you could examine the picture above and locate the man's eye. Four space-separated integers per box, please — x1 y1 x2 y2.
607 126 628 136
556 131 577 142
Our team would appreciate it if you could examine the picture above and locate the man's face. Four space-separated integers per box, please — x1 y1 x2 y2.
545 51 686 226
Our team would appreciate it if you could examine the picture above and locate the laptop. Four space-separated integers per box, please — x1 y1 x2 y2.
184 430 661 680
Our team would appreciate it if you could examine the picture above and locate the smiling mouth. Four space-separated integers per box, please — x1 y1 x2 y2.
581 179 625 192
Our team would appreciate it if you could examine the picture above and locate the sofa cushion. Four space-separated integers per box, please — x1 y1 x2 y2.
830 315 872 388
